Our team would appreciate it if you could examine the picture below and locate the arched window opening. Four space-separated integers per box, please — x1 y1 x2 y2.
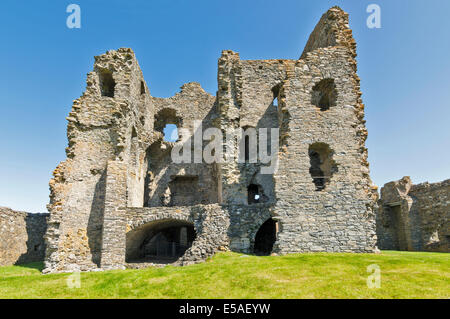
311 78 337 111
99 69 115 97
154 108 182 143
241 126 257 163
272 84 280 109
126 220 196 264
163 124 178 142
254 218 277 255
308 143 337 191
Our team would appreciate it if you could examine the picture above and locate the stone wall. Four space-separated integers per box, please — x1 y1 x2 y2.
217 54 290 206
0 207 48 266
272 43 377 253
100 160 128 270
377 177 449 252
215 7 377 254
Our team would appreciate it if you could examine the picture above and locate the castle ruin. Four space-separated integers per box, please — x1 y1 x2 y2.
0 7 447 273
38 7 381 273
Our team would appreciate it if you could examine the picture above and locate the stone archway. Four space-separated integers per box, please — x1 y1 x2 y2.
126 219 196 264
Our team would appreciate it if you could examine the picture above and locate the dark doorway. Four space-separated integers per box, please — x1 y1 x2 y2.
388 205 408 251
126 220 196 264
254 218 277 255
142 225 195 258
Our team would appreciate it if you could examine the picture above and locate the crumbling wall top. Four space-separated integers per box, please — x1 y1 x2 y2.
300 6 356 60
380 176 413 204
410 178 450 194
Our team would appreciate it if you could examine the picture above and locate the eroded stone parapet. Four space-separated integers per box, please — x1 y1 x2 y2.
301 6 357 61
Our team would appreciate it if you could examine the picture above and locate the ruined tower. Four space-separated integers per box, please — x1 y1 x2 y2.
43 7 378 273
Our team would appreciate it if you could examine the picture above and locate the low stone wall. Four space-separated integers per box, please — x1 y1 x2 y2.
0 207 49 266
377 177 449 252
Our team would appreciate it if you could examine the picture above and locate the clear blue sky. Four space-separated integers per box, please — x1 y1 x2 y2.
1 0 449 212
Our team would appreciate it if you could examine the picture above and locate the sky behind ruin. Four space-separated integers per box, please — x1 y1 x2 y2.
1 0 449 212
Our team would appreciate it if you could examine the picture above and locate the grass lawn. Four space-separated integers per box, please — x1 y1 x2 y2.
0 251 448 298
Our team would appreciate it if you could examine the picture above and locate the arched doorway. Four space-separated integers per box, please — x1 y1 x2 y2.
126 219 196 264
254 218 277 255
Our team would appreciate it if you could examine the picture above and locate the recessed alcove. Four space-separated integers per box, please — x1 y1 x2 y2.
311 79 337 111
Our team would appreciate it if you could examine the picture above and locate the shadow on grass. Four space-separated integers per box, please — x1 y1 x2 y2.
14 261 45 272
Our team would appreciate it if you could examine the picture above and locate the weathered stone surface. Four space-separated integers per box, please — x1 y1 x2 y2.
0 207 48 266
377 177 449 252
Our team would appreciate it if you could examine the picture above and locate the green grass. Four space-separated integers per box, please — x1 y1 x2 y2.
0 251 448 298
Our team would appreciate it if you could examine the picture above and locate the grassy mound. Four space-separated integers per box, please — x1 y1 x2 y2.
0 251 448 298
